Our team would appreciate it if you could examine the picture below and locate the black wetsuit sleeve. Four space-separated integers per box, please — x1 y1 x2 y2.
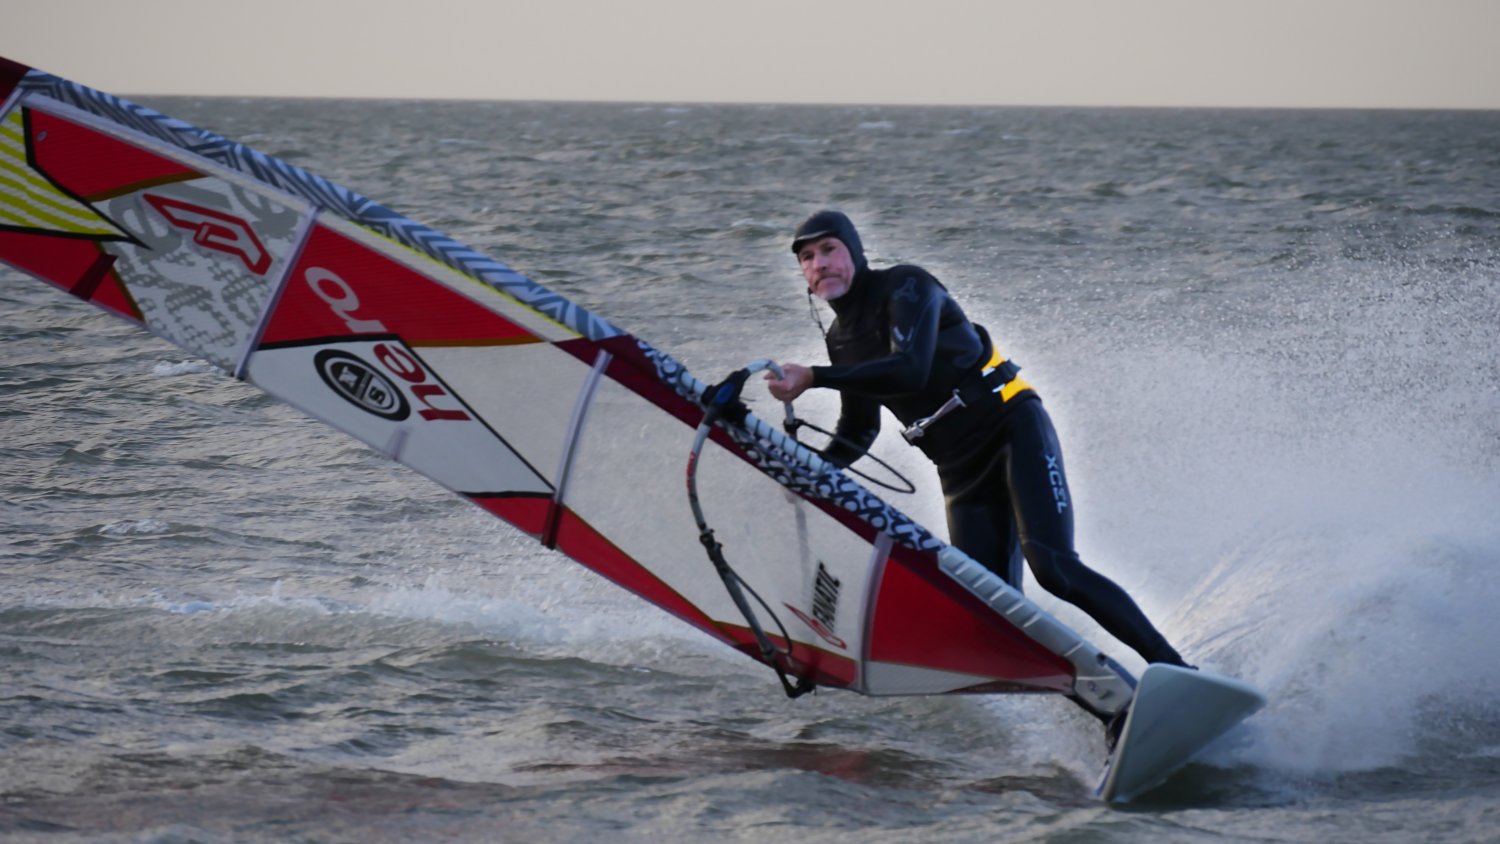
811 273 942 398
821 394 880 468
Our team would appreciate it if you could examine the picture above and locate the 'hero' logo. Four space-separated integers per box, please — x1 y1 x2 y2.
144 194 271 275
304 267 388 334
315 343 473 423
302 267 472 423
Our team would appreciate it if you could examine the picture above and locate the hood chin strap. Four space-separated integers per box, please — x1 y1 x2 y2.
806 289 829 338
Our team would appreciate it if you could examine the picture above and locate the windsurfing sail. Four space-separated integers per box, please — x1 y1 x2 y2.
1 56 1256 798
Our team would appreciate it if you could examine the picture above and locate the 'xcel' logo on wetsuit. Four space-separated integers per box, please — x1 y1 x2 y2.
1046 453 1070 513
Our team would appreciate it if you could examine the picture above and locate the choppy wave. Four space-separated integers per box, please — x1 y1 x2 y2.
2 99 1497 841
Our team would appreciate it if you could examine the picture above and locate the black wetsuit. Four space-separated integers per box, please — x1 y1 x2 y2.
811 263 1186 668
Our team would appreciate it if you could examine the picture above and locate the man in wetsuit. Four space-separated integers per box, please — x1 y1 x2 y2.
766 210 1190 670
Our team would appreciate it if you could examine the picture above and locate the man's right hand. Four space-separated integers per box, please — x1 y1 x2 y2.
765 363 813 402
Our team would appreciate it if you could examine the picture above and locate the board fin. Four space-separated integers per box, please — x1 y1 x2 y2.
1096 664 1265 803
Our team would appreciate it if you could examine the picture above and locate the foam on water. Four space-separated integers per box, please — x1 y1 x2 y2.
150 360 218 378
361 565 740 671
1039 252 1500 782
99 518 173 536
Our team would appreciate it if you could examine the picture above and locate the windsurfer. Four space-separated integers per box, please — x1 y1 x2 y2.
766 210 1190 672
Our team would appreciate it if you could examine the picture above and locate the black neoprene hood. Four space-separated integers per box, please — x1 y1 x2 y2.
791 210 868 271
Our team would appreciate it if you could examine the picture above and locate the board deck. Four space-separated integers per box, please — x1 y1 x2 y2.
1097 664 1266 802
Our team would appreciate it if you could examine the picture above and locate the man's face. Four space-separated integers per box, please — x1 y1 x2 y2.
798 236 856 301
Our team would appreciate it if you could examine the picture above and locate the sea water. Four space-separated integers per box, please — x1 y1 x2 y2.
2 99 1498 842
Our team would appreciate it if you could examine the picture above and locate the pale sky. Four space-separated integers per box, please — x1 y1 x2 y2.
4 0 1498 109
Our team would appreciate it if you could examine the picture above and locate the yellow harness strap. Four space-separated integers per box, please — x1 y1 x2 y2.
983 345 1033 402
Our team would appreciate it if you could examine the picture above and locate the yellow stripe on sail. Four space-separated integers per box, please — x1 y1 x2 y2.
0 110 125 238
0 166 119 231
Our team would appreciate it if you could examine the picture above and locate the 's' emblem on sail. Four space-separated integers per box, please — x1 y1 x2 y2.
315 349 409 420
